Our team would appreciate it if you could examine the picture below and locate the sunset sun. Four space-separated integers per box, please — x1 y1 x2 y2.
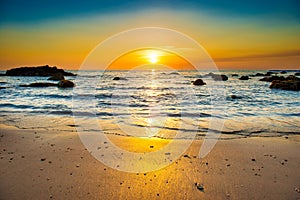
148 53 158 64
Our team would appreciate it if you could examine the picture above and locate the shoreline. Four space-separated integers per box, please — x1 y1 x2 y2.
0 119 299 199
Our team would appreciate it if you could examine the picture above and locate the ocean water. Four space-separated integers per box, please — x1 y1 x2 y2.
0 70 299 139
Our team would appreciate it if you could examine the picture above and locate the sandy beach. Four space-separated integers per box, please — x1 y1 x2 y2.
1 121 299 200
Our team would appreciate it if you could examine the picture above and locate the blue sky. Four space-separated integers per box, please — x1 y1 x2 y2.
1 0 300 24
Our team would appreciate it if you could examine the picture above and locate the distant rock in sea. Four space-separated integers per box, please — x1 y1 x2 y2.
270 75 300 91
5 65 76 77
295 72 300 76
231 74 239 77
58 80 75 88
193 79 206 86
239 76 249 80
259 76 285 82
113 77 127 80
204 73 228 81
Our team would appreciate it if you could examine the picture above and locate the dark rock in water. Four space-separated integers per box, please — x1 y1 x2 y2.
270 76 300 91
204 72 228 80
280 71 287 74
213 74 228 81
229 95 242 99
231 74 239 77
0 86 7 89
48 73 65 81
265 72 273 76
113 77 127 81
0 81 7 84
58 80 75 88
203 72 215 77
193 79 206 86
19 82 57 87
255 73 265 76
259 76 285 82
5 65 76 76
239 76 249 80
295 72 300 76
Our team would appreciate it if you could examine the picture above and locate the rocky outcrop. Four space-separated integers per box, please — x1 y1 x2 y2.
259 76 285 82
269 75 300 91
19 82 57 87
48 73 65 81
239 76 249 80
58 80 75 88
193 79 206 86
295 72 300 76
6 65 76 77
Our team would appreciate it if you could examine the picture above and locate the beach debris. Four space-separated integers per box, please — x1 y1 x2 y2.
192 79 206 86
48 72 65 81
195 183 205 192
58 80 75 88
183 154 191 159
5 65 76 76
239 76 249 80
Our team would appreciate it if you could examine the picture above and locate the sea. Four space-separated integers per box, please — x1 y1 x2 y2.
0 70 299 139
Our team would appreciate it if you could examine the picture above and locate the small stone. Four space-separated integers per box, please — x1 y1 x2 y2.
41 158 46 161
150 145 154 148
183 155 191 159
251 158 256 162
76 164 80 168
195 183 204 192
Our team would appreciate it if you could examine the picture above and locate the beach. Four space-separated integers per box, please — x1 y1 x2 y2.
0 117 299 200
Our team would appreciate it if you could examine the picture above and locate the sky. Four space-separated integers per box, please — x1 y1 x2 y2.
0 0 300 70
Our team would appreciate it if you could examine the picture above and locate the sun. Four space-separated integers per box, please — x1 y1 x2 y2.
148 53 158 64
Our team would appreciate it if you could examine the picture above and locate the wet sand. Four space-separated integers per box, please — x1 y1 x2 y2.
0 123 299 200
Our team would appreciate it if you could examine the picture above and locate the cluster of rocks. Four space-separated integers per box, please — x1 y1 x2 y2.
192 71 299 91
269 75 300 91
4 66 75 88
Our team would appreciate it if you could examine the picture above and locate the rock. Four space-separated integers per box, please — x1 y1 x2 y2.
280 71 287 74
231 74 239 77
203 73 228 81
5 65 76 76
255 73 265 76
270 77 300 91
193 79 206 86
195 183 204 192
265 72 273 76
0 86 8 89
229 95 242 99
48 73 65 81
213 74 228 81
113 77 127 80
295 72 300 76
239 76 249 80
19 82 57 87
58 80 75 88
259 76 285 82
